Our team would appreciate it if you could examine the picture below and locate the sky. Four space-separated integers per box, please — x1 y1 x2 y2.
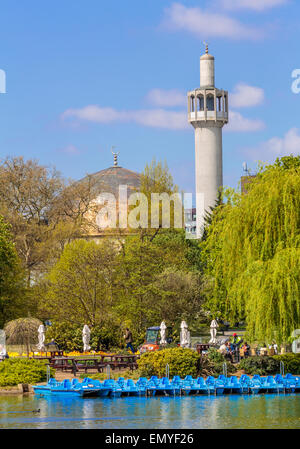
0 0 300 195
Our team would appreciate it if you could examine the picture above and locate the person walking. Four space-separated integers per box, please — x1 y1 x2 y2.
124 328 135 353
230 333 243 362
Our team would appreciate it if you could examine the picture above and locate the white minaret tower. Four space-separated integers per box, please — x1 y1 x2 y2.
188 44 228 238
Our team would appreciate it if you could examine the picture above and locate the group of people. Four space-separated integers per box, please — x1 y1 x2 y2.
219 333 250 363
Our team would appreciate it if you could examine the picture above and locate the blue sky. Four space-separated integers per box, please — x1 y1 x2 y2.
0 0 299 194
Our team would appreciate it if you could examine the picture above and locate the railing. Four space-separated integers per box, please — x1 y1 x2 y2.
166 364 170 380
46 364 50 383
280 361 285 376
223 362 227 378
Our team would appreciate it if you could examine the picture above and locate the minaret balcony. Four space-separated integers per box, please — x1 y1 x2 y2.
188 110 228 123
187 87 229 125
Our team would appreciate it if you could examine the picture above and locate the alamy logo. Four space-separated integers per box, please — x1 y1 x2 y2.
291 69 300 94
0 69 6 93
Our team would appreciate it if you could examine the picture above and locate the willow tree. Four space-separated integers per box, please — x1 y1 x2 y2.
4 317 42 356
202 156 300 344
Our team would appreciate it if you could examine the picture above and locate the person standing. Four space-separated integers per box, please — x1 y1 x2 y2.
124 328 135 353
230 333 243 362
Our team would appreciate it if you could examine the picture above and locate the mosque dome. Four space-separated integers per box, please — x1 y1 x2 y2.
79 165 141 199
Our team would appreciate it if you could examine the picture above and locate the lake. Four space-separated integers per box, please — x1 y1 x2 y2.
0 393 299 429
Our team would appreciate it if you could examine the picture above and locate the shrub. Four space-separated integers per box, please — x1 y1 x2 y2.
206 347 225 364
238 356 280 375
206 361 237 377
273 353 300 375
0 358 55 387
137 347 200 378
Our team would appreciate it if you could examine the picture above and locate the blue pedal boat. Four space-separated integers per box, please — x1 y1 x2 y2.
155 377 181 396
227 376 248 394
197 377 214 394
205 376 220 394
103 379 122 397
250 375 264 394
182 375 195 395
117 378 142 396
284 374 299 392
81 378 111 397
33 378 103 397
136 377 156 396
265 376 284 393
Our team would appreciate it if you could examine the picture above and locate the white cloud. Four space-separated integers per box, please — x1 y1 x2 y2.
62 105 126 124
61 144 80 155
62 104 265 133
230 83 265 108
161 3 262 40
132 109 188 130
219 0 288 12
146 88 186 107
226 110 265 132
242 128 300 162
62 105 188 130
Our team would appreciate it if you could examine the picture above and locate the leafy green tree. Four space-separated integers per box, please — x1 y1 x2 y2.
151 267 206 327
115 236 165 337
202 156 300 344
41 239 118 328
0 216 27 327
139 158 183 237
115 230 206 339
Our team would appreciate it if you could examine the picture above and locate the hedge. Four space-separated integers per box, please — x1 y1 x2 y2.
0 358 55 387
238 354 300 376
137 347 200 378
273 354 300 375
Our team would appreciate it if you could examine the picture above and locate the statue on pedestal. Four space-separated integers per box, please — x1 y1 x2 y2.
82 325 91 352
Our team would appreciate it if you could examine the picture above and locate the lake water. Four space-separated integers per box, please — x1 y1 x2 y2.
0 394 299 429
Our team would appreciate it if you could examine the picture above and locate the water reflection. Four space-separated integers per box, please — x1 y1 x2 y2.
0 394 299 429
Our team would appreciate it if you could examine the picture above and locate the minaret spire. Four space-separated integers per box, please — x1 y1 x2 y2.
111 146 120 167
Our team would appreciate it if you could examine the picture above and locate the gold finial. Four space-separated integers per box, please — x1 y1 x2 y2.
203 41 209 54
111 146 120 166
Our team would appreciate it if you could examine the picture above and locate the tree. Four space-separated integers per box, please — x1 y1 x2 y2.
151 268 206 328
0 156 98 282
4 317 42 356
115 230 204 338
139 158 183 237
114 236 165 336
41 239 118 328
202 156 300 344
0 216 27 327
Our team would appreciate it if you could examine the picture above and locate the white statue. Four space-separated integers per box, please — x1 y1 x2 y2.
160 321 167 345
82 325 91 352
0 330 6 360
180 321 189 348
209 319 219 344
37 324 46 351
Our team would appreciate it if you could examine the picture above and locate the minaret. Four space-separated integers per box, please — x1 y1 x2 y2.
188 44 228 238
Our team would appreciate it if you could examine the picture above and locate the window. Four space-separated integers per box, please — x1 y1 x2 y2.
217 96 222 112
190 96 195 112
198 95 204 111
206 94 214 111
